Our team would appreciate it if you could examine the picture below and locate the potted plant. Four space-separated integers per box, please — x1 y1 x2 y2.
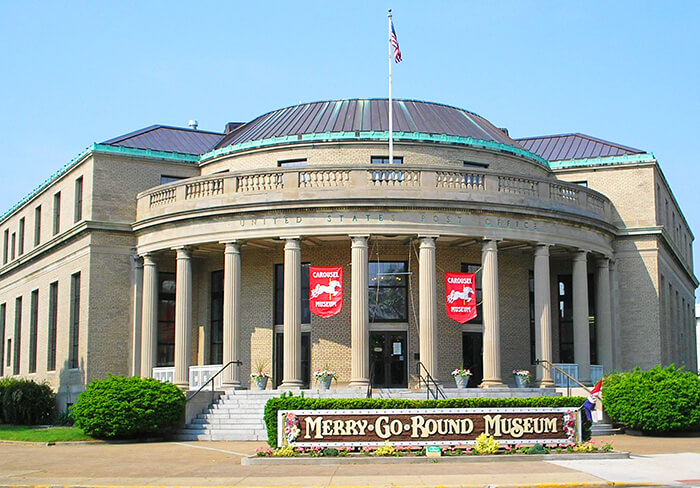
451 367 472 388
250 361 269 390
512 369 531 388
313 368 337 390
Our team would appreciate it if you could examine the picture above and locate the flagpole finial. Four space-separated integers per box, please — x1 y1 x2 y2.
388 8 392 17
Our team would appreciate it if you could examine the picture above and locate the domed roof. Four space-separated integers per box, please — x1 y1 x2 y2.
215 99 518 149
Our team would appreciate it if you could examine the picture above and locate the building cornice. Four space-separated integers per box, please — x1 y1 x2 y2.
615 226 698 287
0 220 133 277
549 153 656 170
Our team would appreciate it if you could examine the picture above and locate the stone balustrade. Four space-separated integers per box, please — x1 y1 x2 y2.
136 166 611 222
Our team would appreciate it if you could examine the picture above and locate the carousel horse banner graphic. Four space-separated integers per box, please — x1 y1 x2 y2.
445 272 477 323
309 266 343 318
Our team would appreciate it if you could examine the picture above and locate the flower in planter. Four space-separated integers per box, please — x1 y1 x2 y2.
250 360 270 380
313 369 338 380
512 369 531 380
255 446 273 457
451 368 472 377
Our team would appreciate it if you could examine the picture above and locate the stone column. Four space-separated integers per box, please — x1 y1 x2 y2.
131 255 143 377
572 250 591 385
140 253 158 378
418 236 439 381
349 235 370 388
221 242 242 389
481 239 505 387
596 257 614 374
280 237 303 389
174 247 193 389
534 245 555 387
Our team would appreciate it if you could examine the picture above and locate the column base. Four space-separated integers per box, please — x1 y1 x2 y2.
174 381 189 390
279 380 304 390
220 381 243 390
348 379 370 388
479 379 506 388
537 379 556 388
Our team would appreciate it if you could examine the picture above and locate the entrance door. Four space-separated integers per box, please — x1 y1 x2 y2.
462 332 483 386
274 332 311 388
369 331 407 388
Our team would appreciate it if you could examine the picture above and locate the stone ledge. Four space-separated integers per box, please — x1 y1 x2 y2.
241 450 630 465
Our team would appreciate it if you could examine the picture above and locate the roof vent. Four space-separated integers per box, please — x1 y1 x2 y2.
498 127 509 136
188 120 199 130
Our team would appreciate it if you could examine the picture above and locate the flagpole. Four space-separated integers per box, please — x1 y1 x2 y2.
388 9 394 166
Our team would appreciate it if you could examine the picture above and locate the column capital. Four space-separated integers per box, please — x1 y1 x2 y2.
534 244 551 257
141 252 158 266
418 235 438 248
132 254 144 268
573 249 588 262
224 241 241 254
350 234 369 248
596 256 610 269
482 239 500 252
174 246 193 259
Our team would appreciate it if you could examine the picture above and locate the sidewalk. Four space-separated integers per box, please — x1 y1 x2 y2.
0 433 697 487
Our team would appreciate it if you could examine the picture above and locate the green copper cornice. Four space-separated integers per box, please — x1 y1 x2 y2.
200 131 551 168
0 144 197 224
91 143 200 163
549 153 656 170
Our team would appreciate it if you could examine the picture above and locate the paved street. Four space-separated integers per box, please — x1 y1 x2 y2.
0 434 697 487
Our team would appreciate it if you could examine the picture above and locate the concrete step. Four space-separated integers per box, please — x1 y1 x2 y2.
190 418 264 426
591 423 624 435
170 431 269 442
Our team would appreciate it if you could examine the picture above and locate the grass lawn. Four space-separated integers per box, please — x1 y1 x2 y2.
0 424 93 442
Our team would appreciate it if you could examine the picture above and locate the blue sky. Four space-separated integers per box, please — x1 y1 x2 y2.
1 1 698 295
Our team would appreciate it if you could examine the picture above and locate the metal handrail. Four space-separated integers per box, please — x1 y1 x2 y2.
366 360 375 399
186 360 243 404
535 358 591 397
416 361 447 400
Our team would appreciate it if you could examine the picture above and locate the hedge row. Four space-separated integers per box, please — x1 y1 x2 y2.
264 395 590 447
603 365 700 433
0 378 56 425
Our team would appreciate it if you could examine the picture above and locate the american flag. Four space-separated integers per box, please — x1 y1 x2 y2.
390 19 402 63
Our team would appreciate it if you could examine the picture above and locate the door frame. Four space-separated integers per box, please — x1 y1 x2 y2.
369 330 408 388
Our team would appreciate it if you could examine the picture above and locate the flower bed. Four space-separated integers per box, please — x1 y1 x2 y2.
255 436 614 458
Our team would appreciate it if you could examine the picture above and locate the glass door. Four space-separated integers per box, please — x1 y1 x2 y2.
369 331 407 388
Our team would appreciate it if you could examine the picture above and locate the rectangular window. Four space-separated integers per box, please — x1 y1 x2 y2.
10 233 15 260
274 263 310 325
6 339 10 368
461 263 483 324
18 218 25 256
463 161 489 169
74 177 83 222
13 297 22 375
0 303 5 377
2 229 7 264
47 282 58 371
277 159 307 168
29 290 38 373
371 156 403 164
68 272 80 369
157 272 176 367
557 274 597 364
210 270 224 364
34 206 41 246
53 192 61 235
369 261 408 322
160 175 186 185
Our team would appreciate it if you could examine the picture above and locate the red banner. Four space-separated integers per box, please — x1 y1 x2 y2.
309 266 343 318
445 272 477 323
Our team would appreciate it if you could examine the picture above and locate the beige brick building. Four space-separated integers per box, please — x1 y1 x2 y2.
0 99 696 410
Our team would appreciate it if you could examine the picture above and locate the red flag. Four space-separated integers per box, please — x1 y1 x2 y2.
445 272 477 323
309 266 343 318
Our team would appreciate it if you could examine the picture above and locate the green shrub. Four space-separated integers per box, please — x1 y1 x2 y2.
0 378 55 425
603 365 700 433
71 375 185 439
264 394 590 447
